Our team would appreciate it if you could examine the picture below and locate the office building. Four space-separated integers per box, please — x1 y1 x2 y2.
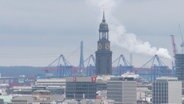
152 77 182 104
175 54 184 95
107 76 136 104
175 54 184 80
66 77 97 100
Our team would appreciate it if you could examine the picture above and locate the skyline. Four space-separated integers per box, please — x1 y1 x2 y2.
0 0 184 66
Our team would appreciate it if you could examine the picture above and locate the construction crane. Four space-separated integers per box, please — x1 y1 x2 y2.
140 55 171 81
112 54 133 76
47 54 73 78
170 35 177 56
179 24 184 53
170 35 177 71
84 54 95 76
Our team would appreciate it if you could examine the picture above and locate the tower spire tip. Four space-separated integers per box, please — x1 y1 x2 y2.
102 11 106 22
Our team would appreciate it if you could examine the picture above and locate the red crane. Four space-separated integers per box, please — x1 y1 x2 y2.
170 34 177 71
170 35 177 56
179 24 184 53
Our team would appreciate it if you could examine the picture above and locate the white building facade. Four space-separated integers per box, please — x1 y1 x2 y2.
107 77 136 104
152 77 182 104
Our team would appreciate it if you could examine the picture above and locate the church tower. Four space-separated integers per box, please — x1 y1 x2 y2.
95 12 112 75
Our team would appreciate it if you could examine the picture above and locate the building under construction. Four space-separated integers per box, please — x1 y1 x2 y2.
175 54 184 95
175 54 184 80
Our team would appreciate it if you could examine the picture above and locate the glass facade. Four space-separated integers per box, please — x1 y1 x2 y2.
107 80 136 104
175 54 184 80
66 82 96 100
153 81 168 104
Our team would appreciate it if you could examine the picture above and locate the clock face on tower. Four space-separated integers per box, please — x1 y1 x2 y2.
98 43 102 49
105 43 110 49
96 12 112 75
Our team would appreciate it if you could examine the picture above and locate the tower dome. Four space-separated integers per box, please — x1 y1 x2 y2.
99 12 109 32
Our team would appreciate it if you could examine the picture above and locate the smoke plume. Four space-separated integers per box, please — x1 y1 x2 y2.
87 0 171 59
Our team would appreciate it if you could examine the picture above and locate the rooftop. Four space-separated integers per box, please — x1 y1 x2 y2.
36 78 66 82
156 77 178 81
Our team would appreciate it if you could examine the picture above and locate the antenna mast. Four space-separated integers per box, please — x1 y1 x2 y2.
79 41 84 70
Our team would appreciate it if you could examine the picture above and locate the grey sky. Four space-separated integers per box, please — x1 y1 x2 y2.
0 0 183 66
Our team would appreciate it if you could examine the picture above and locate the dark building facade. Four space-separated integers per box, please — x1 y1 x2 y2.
95 13 112 75
66 77 97 100
175 54 184 80
175 54 184 95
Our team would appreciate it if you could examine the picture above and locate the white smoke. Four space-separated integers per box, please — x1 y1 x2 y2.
87 0 171 59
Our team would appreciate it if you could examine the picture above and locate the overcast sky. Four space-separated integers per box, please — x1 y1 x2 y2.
0 0 183 67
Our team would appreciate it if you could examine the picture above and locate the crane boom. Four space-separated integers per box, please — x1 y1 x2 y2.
170 35 177 56
179 24 184 53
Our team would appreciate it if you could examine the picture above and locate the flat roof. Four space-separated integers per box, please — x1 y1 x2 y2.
66 76 97 82
156 77 178 81
36 78 66 82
